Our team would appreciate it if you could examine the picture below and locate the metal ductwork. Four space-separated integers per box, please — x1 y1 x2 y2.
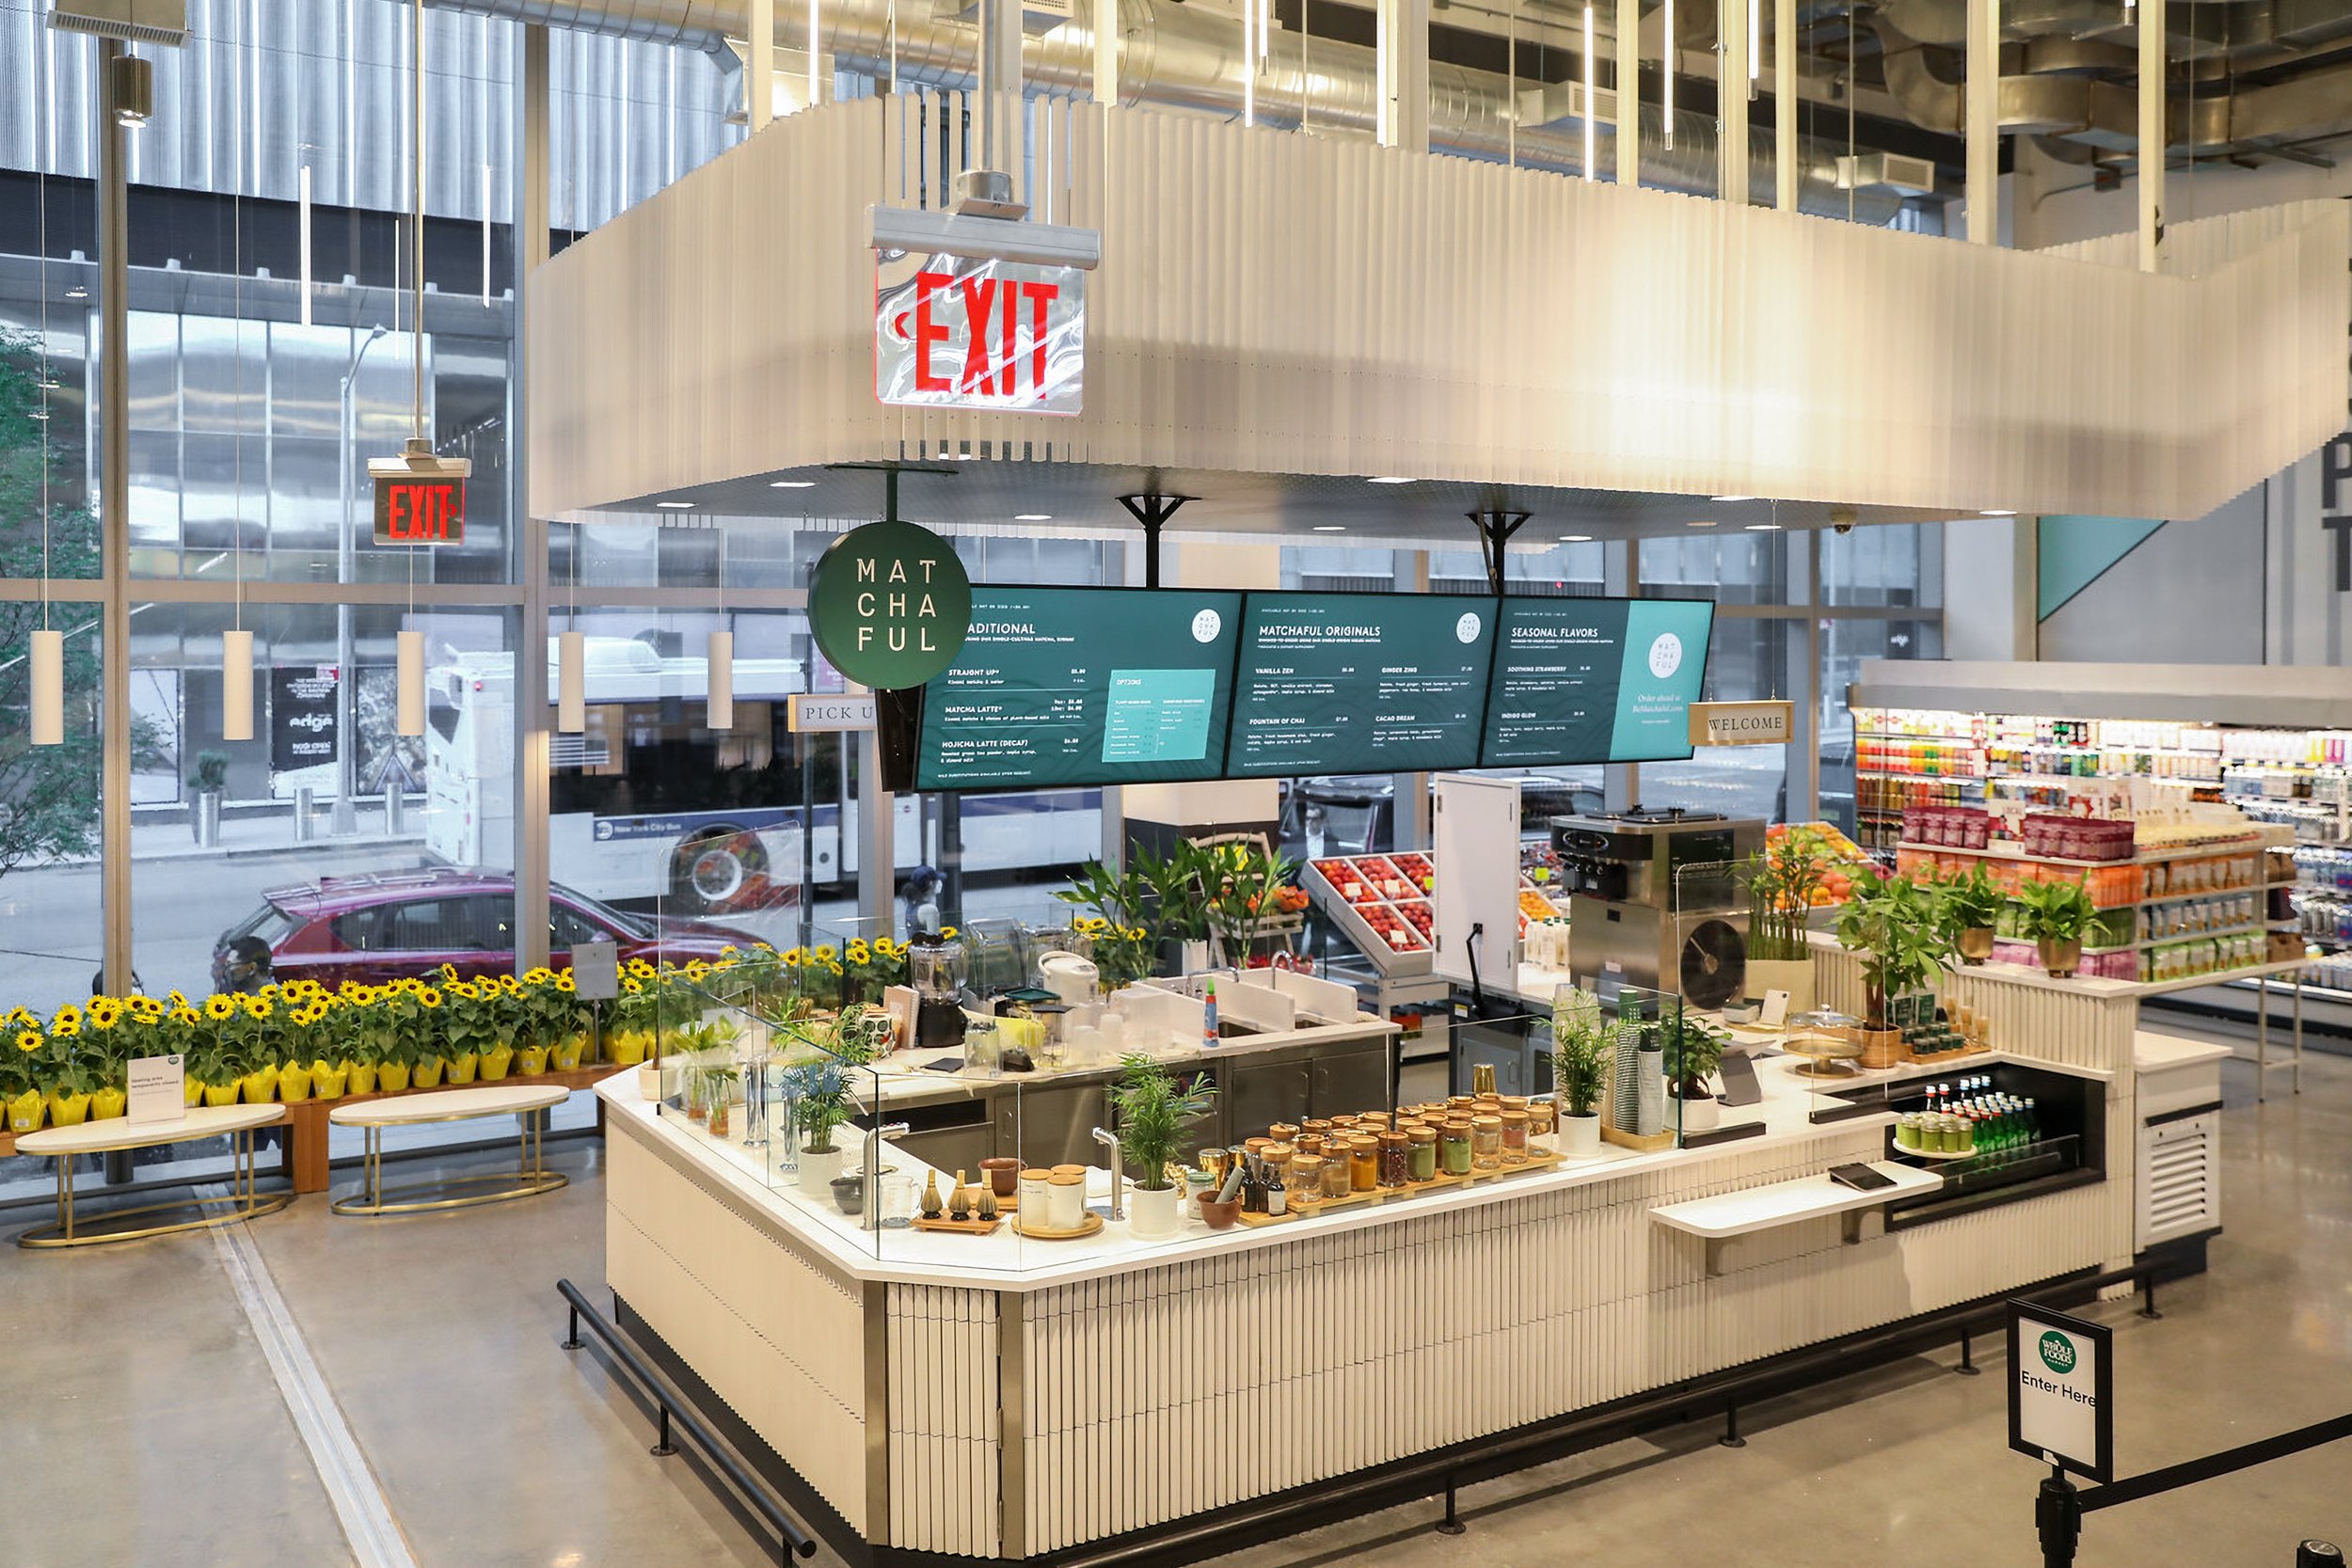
428 0 1914 220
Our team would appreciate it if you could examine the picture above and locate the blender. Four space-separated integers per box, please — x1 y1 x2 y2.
909 928 969 1053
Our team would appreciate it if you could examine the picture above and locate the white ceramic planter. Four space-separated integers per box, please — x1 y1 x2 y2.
636 1062 662 1100
796 1144 848 1196
1678 1092 1721 1133
1560 1113 1602 1160
1127 1182 1183 1239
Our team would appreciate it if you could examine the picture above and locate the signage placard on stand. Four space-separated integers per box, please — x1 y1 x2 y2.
127 1055 185 1124
2008 1300 2115 1482
572 940 620 1002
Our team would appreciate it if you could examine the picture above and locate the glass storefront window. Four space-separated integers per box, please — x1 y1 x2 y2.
1819 614 1946 833
1638 613 1799 823
1821 521 1945 608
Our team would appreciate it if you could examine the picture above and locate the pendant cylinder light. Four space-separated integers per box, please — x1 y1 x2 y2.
222 628 255 741
29 629 63 747
558 631 586 734
707 630 735 731
396 629 425 736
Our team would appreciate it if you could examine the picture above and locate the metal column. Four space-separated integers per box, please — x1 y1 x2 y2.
1615 0 1640 189
1773 0 1797 211
98 41 133 996
1966 0 1998 243
1719 0 1748 203
515 24 554 972
2137 4 2165 272
1376 0 1430 150
1602 540 1638 812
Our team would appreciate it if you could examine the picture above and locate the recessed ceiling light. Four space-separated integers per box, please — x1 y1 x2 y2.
1745 522 1782 531
770 480 816 489
1312 525 1347 532
1979 509 2017 516
1367 476 1414 485
1709 494 1754 503
1015 513 1052 522
655 500 694 509
1687 519 1719 528
1560 534 1593 543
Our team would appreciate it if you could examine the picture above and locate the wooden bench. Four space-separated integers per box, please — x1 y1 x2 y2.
12 1103 292 1248
328 1083 572 1215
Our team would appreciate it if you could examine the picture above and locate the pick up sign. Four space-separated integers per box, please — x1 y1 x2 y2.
875 251 1084 415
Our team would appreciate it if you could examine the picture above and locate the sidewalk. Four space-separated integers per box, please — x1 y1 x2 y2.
42 804 430 868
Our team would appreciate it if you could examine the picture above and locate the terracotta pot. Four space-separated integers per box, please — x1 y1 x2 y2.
1957 927 1997 965
1857 1028 1909 1069
2038 938 2084 978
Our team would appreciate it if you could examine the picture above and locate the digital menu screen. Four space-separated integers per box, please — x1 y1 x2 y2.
1480 597 1715 766
915 588 1243 791
1225 593 1496 777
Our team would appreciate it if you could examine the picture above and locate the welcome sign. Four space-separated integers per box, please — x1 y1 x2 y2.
807 520 974 690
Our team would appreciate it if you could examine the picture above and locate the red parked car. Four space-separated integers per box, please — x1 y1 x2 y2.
211 869 761 991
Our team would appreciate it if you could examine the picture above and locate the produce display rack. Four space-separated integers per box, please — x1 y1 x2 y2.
1303 850 1567 978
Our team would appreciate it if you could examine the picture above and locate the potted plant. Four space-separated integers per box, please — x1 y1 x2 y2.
1740 830 1834 1014
1195 840 1302 970
1936 863 2007 965
781 1013 873 1196
2016 876 2098 977
0 1028 43 1132
1659 1010 1728 1133
1834 869 1954 1068
187 748 229 847
1109 1052 1216 1239
1547 1008 1608 1160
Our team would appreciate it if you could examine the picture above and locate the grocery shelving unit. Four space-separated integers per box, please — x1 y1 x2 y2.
1852 660 2352 1050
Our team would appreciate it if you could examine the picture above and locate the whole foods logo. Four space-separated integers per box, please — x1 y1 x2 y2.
2038 1330 2077 1376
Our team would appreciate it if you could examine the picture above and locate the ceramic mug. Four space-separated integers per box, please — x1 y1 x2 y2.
979 1157 1022 1198
1045 1171 1087 1231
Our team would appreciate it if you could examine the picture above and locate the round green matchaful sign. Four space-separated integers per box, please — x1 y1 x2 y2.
807 520 974 689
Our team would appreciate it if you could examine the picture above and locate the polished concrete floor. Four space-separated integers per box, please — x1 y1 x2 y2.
2 1029 2344 1568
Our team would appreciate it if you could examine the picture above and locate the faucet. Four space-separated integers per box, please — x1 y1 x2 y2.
1090 1126 1125 1220
865 1120 911 1230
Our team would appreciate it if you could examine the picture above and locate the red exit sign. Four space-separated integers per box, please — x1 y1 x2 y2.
373 475 466 546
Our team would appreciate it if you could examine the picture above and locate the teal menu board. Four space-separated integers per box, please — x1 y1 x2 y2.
1481 597 1715 765
916 588 1243 790
1227 593 1496 777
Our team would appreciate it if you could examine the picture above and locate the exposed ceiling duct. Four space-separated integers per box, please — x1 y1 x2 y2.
428 0 1915 219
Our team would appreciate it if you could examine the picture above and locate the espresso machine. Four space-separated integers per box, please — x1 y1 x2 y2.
1552 808 1762 1008
907 928 968 1053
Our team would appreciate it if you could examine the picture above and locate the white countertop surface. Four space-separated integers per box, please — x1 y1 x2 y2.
2131 1031 2235 1073
600 1049 1921 1292
1650 1160 1945 1239
328 1083 571 1125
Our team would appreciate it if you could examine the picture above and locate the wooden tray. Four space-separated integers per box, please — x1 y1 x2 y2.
1011 1211 1104 1241
1233 1149 1570 1226
912 1214 1003 1236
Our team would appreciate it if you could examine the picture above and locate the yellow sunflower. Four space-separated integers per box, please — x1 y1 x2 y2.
815 945 838 962
51 1018 79 1038
51 1004 81 1028
553 974 575 992
418 988 442 1008
205 994 236 1021
171 1006 200 1025
720 944 739 957
242 996 274 1021
523 967 552 985
623 977 644 994
941 927 959 941
168 990 190 1009
15 1030 41 1053
682 960 710 981
783 950 803 969
628 959 657 978
258 983 280 1002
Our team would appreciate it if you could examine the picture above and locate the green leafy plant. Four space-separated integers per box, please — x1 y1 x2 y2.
779 1010 878 1155
1194 840 1301 960
1547 1014 1608 1118
2014 876 2097 944
1936 863 2008 940
1138 845 1211 946
1110 1053 1216 1191
1741 829 1835 962
186 749 230 794
1659 1010 1727 1101
1834 869 1955 1031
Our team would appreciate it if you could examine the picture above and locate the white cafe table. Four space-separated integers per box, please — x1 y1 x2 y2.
13 1102 291 1248
327 1083 571 1215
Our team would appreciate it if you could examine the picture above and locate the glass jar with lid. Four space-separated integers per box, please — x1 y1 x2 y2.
1377 1132 1410 1188
1526 1097 1556 1148
1500 1109 1531 1164
1287 1154 1325 1207
1348 1136 1380 1191
1406 1123 1438 1182
1320 1150 1354 1200
1470 1114 1504 1170
1439 1118 1474 1176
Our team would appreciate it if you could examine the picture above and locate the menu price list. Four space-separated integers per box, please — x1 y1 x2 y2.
1228 594 1496 777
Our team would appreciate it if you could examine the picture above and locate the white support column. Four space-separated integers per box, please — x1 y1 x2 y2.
2137 7 2165 271
1376 0 1430 151
99 41 133 994
1966 0 1998 243
1719 0 1748 203
748 0 773 129
1093 0 1117 104
515 24 554 972
977 0 1023 169
1616 0 1640 188
1773 0 1796 211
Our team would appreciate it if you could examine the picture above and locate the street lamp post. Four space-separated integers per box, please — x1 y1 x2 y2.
334 324 390 836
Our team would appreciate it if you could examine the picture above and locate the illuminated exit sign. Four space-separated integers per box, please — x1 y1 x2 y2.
373 474 466 545
368 445 473 546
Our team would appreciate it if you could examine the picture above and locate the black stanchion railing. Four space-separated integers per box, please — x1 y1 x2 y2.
2038 1413 2352 1567
555 1278 818 1564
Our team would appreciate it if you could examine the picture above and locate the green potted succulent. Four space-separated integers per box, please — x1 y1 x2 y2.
1658 1011 1729 1133
1936 863 2008 965
1110 1053 1216 1238
1834 869 1954 1067
1547 1011 1608 1160
2015 876 2098 977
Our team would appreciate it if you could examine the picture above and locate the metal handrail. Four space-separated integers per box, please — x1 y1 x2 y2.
554 1279 818 1562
